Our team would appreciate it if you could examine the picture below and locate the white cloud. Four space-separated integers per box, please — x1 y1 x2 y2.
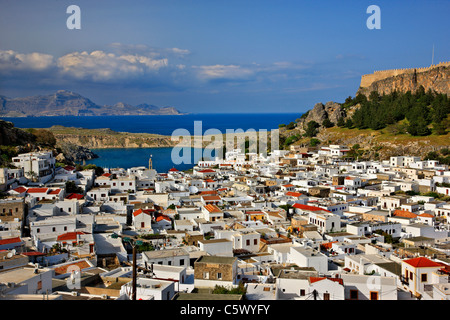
57 50 168 81
0 50 54 72
193 64 254 81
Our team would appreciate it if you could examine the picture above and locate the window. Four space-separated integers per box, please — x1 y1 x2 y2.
180 259 185 266
52 227 56 232
203 272 209 279
36 228 40 233
350 290 358 300
370 291 379 300
409 271 414 280
217 272 222 280
254 239 258 245
323 293 330 300
300 289 305 296
246 239 250 246
421 273 428 282
64 226 67 231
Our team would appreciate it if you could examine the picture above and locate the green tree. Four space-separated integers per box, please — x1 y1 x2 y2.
322 118 334 128
305 121 320 137
65 181 83 194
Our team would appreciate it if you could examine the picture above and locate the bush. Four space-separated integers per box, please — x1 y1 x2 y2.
305 121 320 137
322 118 334 128
33 129 56 147
309 138 320 146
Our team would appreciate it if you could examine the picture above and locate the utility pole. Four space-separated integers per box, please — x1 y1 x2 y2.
132 245 137 301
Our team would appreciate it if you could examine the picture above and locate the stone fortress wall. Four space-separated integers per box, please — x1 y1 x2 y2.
360 61 450 88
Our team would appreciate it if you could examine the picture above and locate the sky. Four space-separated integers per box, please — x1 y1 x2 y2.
0 0 449 114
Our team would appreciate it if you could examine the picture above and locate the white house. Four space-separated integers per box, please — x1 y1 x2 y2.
341 274 398 300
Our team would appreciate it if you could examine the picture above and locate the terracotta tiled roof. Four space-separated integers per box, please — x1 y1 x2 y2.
286 191 302 197
54 260 91 275
202 195 221 201
48 189 62 195
309 276 344 286
393 209 417 219
155 213 171 222
57 232 88 242
403 257 442 268
198 169 215 173
12 187 27 194
0 237 22 246
419 213 434 218
66 193 84 200
133 208 153 217
27 188 49 193
292 203 331 212
204 204 222 213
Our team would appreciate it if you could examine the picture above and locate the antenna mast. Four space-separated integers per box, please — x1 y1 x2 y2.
431 44 435 65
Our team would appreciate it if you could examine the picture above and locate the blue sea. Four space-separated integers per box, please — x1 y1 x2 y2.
2 113 300 171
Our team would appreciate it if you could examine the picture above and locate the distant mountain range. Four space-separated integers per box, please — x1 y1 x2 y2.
0 90 185 117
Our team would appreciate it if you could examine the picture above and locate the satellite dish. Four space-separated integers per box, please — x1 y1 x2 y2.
11 249 16 255
189 186 198 194
6 252 13 258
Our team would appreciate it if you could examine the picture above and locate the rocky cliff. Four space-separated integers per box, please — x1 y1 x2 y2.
296 101 347 132
0 90 185 117
357 62 450 97
0 120 36 146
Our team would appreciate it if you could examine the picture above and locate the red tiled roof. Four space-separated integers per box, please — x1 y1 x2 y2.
133 208 154 217
292 203 331 212
198 169 215 173
202 195 221 201
204 204 222 213
64 166 76 171
204 179 215 183
12 187 27 194
419 213 434 218
66 193 84 200
57 232 88 242
0 237 22 246
200 191 218 196
54 261 91 275
286 191 303 197
22 251 46 256
168 168 179 172
282 184 294 188
393 209 417 219
320 241 338 250
155 214 171 222
404 257 442 268
102 173 112 177
27 188 48 194
309 277 344 286
49 189 62 195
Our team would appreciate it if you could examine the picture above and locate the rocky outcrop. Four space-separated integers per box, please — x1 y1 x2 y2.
0 120 36 146
357 63 450 97
297 101 346 130
0 90 185 117
57 142 99 163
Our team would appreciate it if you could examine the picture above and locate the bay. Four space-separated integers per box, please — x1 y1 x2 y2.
2 113 300 136
3 113 301 171
84 147 211 173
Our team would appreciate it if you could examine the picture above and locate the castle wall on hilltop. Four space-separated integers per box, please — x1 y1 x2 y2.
360 61 450 88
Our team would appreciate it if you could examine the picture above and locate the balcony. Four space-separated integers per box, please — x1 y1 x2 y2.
400 275 409 286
